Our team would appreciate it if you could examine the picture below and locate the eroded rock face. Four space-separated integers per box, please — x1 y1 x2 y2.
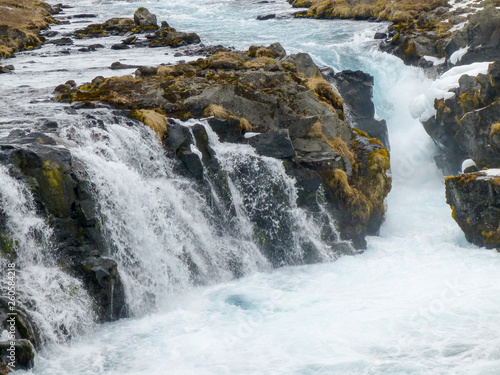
446 170 500 249
57 44 391 249
423 60 500 173
0 131 127 325
445 5 500 65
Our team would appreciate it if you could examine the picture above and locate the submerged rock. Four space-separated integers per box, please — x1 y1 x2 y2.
57 44 391 249
446 170 500 249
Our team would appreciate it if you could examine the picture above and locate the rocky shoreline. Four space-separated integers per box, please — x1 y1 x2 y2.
0 0 60 60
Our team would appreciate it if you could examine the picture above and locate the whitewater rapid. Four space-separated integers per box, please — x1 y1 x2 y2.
4 0 500 374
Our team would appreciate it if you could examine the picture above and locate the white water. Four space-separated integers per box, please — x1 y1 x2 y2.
3 0 500 373
0 166 94 344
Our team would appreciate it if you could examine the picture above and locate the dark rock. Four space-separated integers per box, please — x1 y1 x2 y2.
134 7 157 27
257 14 276 20
374 32 387 40
77 257 127 321
247 130 296 159
110 61 141 70
446 171 500 248
445 5 500 65
0 339 35 371
122 36 137 45
327 69 389 148
50 37 73 46
111 43 129 50
72 14 98 19
0 132 126 324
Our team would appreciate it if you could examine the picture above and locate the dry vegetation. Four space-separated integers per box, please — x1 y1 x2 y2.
0 0 54 57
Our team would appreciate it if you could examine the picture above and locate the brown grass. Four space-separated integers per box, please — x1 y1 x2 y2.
0 0 53 57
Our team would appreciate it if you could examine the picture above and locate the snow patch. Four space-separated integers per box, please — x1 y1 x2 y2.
423 55 446 66
409 61 491 122
461 159 476 173
244 132 261 138
450 46 469 65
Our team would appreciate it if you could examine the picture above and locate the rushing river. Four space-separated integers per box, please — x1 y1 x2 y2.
4 0 500 374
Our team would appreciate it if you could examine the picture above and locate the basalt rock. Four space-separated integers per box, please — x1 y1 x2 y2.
445 5 500 65
58 44 391 250
423 60 500 174
446 170 500 249
0 131 127 325
326 69 390 148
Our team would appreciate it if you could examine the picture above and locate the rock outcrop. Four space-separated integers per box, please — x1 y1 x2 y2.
0 130 128 321
0 0 59 57
57 44 391 249
289 0 500 66
446 170 500 249
74 8 201 49
423 60 500 174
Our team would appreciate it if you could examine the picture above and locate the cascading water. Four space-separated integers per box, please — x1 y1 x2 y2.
4 0 500 373
0 166 94 344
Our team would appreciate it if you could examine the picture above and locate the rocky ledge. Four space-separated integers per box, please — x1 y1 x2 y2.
0 0 59 58
446 170 500 248
289 0 500 67
56 44 391 249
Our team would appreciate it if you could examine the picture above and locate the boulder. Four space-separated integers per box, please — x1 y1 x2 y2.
134 7 157 27
446 170 500 249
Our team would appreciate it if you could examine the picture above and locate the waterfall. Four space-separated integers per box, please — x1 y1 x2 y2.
55 112 351 316
0 166 94 344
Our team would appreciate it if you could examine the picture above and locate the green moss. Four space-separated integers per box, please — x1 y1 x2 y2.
0 232 16 259
42 161 63 194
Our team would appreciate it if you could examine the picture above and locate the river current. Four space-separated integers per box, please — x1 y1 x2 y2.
4 0 500 374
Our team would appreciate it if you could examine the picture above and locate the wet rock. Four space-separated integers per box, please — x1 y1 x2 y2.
111 43 129 50
327 69 390 148
77 257 127 322
374 32 387 40
50 37 73 46
134 7 157 27
59 45 391 249
446 170 500 249
247 130 296 159
0 339 35 371
257 14 276 20
110 62 142 70
0 131 126 324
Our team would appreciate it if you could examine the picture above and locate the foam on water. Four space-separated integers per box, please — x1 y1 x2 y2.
7 0 500 373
